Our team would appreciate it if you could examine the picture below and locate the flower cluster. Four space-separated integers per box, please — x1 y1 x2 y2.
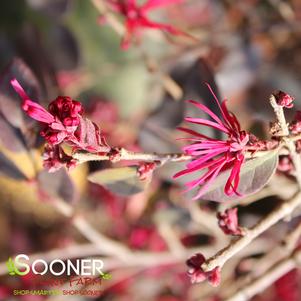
11 78 110 171
43 144 77 173
106 0 187 49
274 91 295 109
217 208 242 236
174 84 250 200
289 111 301 135
186 253 220 286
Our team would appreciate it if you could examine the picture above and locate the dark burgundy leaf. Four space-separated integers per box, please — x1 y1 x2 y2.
45 23 79 71
0 58 42 128
0 114 26 152
38 169 76 203
139 122 181 153
139 58 222 152
76 117 110 152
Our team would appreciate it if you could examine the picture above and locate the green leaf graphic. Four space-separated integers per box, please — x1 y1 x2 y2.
100 272 112 280
6 257 16 276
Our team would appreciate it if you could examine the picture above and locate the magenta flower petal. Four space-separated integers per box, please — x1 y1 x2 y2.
187 100 226 128
22 99 56 124
190 160 227 198
175 84 249 200
204 83 231 127
11 78 30 101
221 100 240 131
12 79 110 159
106 0 189 49
174 156 224 179
141 0 183 12
184 140 228 149
185 117 229 133
11 78 55 124
186 148 227 169
184 156 227 190
224 154 244 196
177 127 218 141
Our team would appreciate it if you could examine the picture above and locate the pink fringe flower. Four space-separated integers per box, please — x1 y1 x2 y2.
107 0 187 49
217 208 242 236
174 84 250 200
11 78 83 145
186 253 221 286
274 91 295 109
11 78 110 171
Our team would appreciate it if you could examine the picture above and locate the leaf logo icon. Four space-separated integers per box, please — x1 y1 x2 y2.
6 258 16 276
100 272 112 280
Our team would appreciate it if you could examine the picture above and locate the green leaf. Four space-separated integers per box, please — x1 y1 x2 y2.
6 257 16 276
201 150 279 202
88 167 149 196
100 272 112 280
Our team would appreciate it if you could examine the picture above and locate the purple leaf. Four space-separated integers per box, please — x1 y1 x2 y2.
37 169 77 203
0 58 42 128
0 114 26 152
139 58 222 153
88 167 149 196
76 116 110 152
201 150 279 202
46 23 79 70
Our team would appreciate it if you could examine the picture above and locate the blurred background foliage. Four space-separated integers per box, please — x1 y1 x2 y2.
0 0 301 300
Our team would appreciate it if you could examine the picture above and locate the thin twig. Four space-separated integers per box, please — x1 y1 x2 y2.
225 248 301 301
52 198 131 260
189 203 224 238
270 95 301 187
73 147 277 165
201 191 301 272
73 148 192 164
157 221 186 256
91 0 125 35
283 221 301 251
51 199 209 267
201 96 301 273
221 220 301 298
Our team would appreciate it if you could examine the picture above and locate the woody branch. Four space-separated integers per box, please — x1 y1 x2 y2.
73 148 192 164
225 248 301 301
223 221 301 300
200 94 301 275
